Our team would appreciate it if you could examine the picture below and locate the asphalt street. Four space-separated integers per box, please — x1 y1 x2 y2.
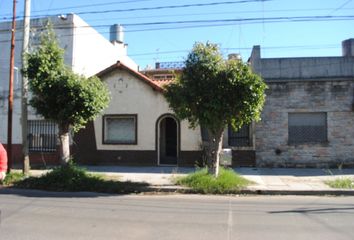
0 191 353 240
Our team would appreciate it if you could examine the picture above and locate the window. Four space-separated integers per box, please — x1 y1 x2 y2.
153 74 175 80
228 124 251 147
28 120 58 152
288 112 327 144
103 115 137 144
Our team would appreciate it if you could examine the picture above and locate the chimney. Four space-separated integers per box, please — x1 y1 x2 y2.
342 38 354 57
110 24 124 43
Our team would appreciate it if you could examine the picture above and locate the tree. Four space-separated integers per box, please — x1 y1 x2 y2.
22 27 110 165
164 42 267 176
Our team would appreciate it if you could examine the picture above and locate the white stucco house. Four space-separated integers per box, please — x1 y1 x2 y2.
73 61 202 166
0 13 136 165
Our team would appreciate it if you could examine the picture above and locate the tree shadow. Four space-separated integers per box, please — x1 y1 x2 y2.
269 207 354 214
0 182 157 198
82 165 195 174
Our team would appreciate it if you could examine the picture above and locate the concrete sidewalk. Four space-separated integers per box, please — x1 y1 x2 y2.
28 166 354 195
236 168 354 195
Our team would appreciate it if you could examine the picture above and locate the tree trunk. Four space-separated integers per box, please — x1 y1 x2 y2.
206 128 224 177
58 123 70 166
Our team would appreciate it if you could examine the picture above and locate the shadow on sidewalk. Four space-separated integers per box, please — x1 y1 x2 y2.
83 166 196 174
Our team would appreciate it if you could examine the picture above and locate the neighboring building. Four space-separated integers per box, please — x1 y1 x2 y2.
249 38 354 168
140 62 183 88
0 14 137 165
75 39 354 168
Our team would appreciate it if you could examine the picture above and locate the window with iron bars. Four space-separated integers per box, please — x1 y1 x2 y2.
28 120 58 152
288 112 327 144
201 124 252 147
228 124 251 147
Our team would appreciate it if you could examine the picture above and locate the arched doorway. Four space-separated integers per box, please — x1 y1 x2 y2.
157 115 179 165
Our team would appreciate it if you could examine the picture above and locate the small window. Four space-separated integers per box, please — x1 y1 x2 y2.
228 124 251 147
288 112 327 144
28 120 58 152
103 115 137 144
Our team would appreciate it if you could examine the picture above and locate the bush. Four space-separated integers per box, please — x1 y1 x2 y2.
325 178 354 189
175 167 250 194
1 172 26 186
14 162 149 194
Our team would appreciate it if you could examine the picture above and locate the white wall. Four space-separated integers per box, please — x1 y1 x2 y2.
94 69 201 151
0 15 73 143
0 14 138 143
71 15 137 77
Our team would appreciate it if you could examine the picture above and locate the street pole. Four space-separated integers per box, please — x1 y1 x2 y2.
22 0 31 175
7 0 17 172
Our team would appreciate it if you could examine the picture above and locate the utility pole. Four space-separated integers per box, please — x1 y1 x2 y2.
7 0 17 172
22 0 31 175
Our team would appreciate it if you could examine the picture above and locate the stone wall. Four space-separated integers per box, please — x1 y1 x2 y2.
255 79 354 168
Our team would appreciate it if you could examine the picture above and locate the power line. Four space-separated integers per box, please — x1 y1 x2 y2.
0 44 341 60
329 0 353 14
0 0 157 18
123 15 354 32
129 44 339 56
1 14 353 34
76 0 270 16
119 15 354 27
0 18 352 46
33 0 157 13
4 6 354 23
91 15 354 32
85 7 354 23
1 0 271 20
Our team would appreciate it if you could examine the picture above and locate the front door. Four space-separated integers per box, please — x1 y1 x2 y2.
159 116 178 165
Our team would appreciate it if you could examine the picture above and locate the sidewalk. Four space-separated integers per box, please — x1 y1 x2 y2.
26 166 354 195
236 167 354 195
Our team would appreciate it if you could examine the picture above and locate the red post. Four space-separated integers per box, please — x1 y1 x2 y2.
7 0 17 172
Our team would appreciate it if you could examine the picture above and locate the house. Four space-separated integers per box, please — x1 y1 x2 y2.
248 38 354 168
73 61 201 166
0 14 136 165
75 38 354 168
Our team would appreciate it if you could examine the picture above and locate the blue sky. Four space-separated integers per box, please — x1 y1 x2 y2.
1 0 353 69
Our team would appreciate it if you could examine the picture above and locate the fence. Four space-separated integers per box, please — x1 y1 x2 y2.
28 120 58 152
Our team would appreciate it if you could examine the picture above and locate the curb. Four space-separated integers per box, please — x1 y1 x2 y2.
1 186 354 197
146 186 354 196
239 189 354 196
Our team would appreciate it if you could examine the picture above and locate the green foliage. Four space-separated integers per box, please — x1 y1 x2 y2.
164 42 267 134
14 162 149 194
325 178 354 189
175 167 250 194
22 26 110 131
1 172 26 186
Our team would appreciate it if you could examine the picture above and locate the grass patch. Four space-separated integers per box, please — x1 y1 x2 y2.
9 162 149 194
175 167 250 194
1 172 26 186
325 177 354 189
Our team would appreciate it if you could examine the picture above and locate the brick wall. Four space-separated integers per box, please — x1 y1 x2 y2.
255 79 354 168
